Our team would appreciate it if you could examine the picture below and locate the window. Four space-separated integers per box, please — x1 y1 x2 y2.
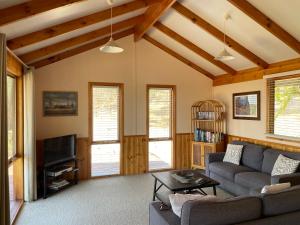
7 74 23 224
7 76 17 162
267 75 300 140
89 83 123 177
147 85 175 171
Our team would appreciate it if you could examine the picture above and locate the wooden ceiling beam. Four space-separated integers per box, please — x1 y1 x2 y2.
134 0 176 41
213 58 300 86
19 16 142 63
7 0 157 50
172 2 269 68
228 0 300 54
0 0 85 26
154 22 237 75
30 28 134 68
144 35 215 79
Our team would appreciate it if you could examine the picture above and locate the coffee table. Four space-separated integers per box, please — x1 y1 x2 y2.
152 170 219 205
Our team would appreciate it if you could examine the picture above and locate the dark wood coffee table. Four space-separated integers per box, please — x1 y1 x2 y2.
152 170 219 205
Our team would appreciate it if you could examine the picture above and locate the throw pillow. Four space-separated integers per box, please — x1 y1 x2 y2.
271 154 300 176
169 193 217 217
223 144 244 165
261 182 291 194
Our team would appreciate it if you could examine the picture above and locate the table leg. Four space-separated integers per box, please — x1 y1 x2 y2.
213 186 217 195
153 178 157 201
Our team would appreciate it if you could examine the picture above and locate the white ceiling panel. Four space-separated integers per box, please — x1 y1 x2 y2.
248 0 300 41
0 0 132 39
160 8 256 71
14 9 145 55
180 0 298 63
148 28 225 75
0 0 28 9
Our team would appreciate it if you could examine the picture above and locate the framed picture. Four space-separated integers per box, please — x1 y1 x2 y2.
43 91 78 116
233 91 260 120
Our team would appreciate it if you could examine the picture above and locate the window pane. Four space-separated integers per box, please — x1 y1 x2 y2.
274 77 300 138
92 86 119 141
7 76 16 160
149 141 172 170
149 88 172 138
91 144 120 176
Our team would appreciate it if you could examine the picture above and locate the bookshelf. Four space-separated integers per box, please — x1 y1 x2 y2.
191 100 226 169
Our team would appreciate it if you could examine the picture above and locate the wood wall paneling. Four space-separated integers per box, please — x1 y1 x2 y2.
228 135 300 152
175 133 191 169
123 135 148 175
37 133 192 180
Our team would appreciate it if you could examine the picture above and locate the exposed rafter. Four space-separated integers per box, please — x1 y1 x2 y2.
172 2 269 68
134 0 176 41
19 16 142 64
228 0 300 54
30 29 134 69
154 22 237 75
144 35 215 79
0 0 85 26
213 58 300 86
7 0 158 50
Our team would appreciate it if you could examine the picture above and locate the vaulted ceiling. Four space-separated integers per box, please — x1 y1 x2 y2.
1 0 300 82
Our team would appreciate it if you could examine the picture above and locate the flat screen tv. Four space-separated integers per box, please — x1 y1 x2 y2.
44 134 77 167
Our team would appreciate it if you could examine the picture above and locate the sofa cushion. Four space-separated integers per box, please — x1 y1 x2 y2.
149 202 180 225
181 196 261 225
209 162 254 181
271 154 300 176
231 141 265 171
223 144 244 165
262 185 300 216
235 172 271 190
262 149 300 174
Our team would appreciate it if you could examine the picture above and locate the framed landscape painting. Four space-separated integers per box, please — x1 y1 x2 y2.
233 91 260 120
43 91 78 116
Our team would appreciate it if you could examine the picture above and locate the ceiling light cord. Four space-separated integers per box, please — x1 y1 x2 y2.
223 18 226 49
110 5 113 39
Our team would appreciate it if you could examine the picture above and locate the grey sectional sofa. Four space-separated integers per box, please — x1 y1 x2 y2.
205 141 300 195
149 185 300 225
149 141 300 225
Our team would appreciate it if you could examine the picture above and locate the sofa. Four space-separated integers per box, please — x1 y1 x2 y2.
205 141 300 196
149 141 300 225
149 185 300 225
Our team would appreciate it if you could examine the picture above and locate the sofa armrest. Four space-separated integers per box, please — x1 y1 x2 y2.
205 152 225 165
271 173 300 186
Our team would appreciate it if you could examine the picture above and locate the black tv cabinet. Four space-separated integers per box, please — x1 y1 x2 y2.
43 159 79 199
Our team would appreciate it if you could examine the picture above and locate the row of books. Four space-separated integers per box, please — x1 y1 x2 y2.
194 129 224 143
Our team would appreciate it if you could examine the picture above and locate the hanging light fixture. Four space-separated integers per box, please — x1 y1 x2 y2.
100 1 124 53
215 14 234 61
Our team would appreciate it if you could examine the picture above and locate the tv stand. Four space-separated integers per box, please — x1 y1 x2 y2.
43 159 79 199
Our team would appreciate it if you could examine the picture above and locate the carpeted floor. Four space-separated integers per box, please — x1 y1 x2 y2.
15 174 232 225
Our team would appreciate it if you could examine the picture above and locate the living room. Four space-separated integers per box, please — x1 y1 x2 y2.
1 0 300 225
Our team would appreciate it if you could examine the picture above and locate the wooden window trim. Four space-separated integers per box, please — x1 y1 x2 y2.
146 84 176 170
6 71 24 225
88 82 124 177
266 74 300 143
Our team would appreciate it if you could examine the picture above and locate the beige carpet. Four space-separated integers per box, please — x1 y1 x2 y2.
15 174 232 225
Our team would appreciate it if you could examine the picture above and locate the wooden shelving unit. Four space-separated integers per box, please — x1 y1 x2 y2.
191 100 226 169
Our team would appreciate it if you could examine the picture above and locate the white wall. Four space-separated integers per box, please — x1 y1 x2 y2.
213 79 300 147
35 35 213 139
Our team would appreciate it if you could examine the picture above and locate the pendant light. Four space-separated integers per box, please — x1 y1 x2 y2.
100 1 124 53
215 14 234 61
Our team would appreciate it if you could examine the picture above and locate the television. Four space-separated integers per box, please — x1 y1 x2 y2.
43 134 77 167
